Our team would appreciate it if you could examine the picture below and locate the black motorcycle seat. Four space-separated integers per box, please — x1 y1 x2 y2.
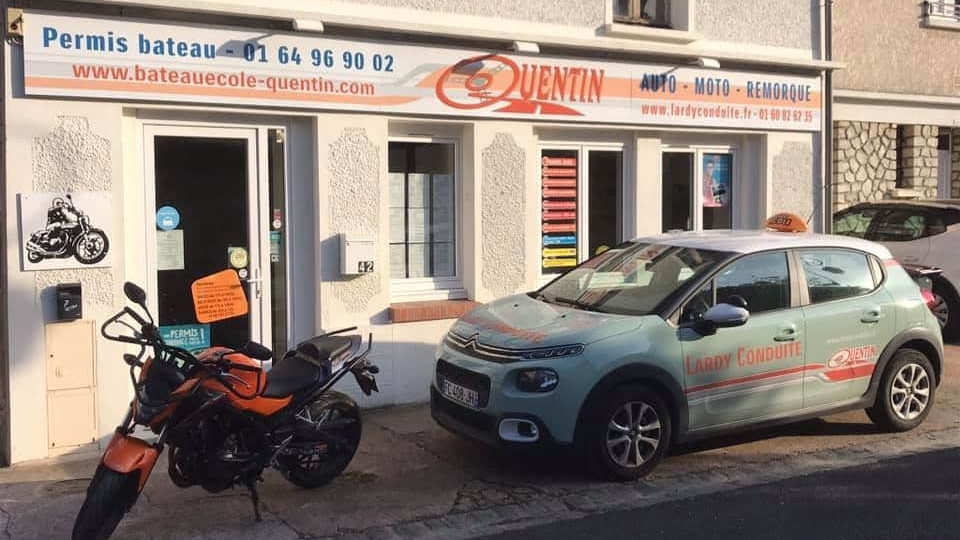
262 356 321 398
261 336 354 399
294 335 354 364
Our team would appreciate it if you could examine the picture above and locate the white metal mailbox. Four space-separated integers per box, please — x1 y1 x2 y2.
340 234 376 275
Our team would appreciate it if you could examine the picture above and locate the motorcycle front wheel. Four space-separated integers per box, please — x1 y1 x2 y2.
279 391 362 489
72 464 138 540
74 229 110 265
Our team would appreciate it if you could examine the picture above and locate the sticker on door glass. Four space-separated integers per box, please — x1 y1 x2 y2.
191 269 249 323
157 230 184 271
270 231 281 263
156 206 181 231
228 246 248 269
159 324 210 351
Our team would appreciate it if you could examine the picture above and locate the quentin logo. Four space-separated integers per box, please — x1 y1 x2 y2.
435 54 604 116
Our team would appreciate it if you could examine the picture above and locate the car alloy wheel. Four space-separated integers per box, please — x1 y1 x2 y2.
890 363 931 421
931 293 949 329
605 401 662 468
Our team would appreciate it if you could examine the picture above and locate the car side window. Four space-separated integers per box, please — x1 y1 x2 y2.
715 252 791 314
682 251 790 321
800 249 876 304
833 206 881 238
871 208 930 241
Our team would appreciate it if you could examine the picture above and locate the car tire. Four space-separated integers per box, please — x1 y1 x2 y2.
866 348 936 433
585 385 672 481
932 279 960 342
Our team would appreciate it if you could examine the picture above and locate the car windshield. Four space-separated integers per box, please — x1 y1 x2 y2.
535 242 731 316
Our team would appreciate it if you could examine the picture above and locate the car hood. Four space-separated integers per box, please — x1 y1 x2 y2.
449 294 643 350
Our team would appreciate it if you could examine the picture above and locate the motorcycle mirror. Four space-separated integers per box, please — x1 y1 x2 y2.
123 282 147 305
240 341 273 361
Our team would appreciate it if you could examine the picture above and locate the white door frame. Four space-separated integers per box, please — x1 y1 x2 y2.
537 141 628 283
661 144 739 231
141 124 274 350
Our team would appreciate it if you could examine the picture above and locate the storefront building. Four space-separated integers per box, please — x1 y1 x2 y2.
832 0 960 210
0 0 835 464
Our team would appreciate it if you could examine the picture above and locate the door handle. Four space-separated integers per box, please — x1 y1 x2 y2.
774 325 800 342
861 308 882 324
244 268 263 299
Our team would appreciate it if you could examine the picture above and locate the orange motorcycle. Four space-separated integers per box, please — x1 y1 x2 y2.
72 282 379 540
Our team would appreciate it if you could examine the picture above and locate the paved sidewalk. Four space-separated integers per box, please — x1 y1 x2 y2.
1 346 958 539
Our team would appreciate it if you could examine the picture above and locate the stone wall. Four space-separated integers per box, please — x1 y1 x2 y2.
832 121 898 210
898 125 939 199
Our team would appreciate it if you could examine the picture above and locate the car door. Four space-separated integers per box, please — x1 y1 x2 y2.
679 250 805 431
867 207 932 264
798 248 895 408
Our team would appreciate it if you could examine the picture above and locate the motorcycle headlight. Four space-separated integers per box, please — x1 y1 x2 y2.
516 369 559 393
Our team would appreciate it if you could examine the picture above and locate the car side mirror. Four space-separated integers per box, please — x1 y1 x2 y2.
694 302 750 335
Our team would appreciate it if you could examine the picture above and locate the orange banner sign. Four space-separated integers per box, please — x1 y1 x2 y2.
191 269 249 323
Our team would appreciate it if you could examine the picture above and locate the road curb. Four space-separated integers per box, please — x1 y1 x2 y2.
322 426 960 540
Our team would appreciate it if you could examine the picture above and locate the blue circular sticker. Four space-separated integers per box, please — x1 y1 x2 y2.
156 206 180 231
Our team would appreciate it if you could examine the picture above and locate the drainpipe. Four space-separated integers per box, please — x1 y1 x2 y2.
0 0 10 467
823 0 834 233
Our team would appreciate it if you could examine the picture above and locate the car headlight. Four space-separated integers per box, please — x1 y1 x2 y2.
520 345 584 360
517 369 559 392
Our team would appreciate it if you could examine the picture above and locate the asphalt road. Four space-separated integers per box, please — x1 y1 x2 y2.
479 448 960 540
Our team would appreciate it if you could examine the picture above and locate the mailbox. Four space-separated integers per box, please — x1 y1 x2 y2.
340 234 376 275
56 282 82 321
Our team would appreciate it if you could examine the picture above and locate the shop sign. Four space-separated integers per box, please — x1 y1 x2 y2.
22 11 821 131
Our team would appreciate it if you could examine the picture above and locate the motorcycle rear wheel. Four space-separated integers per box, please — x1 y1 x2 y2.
71 464 137 540
280 391 362 489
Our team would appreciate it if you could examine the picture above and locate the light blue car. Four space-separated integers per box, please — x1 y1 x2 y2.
430 229 944 479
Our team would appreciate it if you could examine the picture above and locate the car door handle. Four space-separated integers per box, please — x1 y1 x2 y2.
861 308 882 324
774 325 800 342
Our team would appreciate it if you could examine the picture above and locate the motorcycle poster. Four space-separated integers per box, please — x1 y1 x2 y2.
18 192 113 270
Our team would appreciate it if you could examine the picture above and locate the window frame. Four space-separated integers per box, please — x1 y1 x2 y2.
660 144 739 233
537 140 628 287
670 248 802 324
923 1 960 30
793 247 884 307
664 247 808 326
388 135 466 302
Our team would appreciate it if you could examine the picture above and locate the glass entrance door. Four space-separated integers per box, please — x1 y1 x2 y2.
146 126 275 353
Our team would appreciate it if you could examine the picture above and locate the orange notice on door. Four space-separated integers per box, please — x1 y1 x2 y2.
191 269 249 323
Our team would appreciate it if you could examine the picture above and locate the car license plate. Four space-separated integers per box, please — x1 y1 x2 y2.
440 377 480 408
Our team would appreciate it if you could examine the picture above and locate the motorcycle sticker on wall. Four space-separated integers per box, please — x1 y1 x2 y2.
18 192 113 270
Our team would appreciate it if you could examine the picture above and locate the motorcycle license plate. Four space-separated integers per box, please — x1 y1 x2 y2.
440 377 480 408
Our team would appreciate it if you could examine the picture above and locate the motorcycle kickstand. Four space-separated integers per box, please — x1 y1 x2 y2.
244 477 264 522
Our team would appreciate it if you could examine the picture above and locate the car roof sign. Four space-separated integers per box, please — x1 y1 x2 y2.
764 212 808 233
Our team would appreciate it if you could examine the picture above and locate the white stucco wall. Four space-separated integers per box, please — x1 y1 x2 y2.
335 0 604 28
696 0 815 50
5 46 131 463
765 132 819 231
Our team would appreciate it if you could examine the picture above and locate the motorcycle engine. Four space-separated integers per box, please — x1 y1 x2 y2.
167 414 259 493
